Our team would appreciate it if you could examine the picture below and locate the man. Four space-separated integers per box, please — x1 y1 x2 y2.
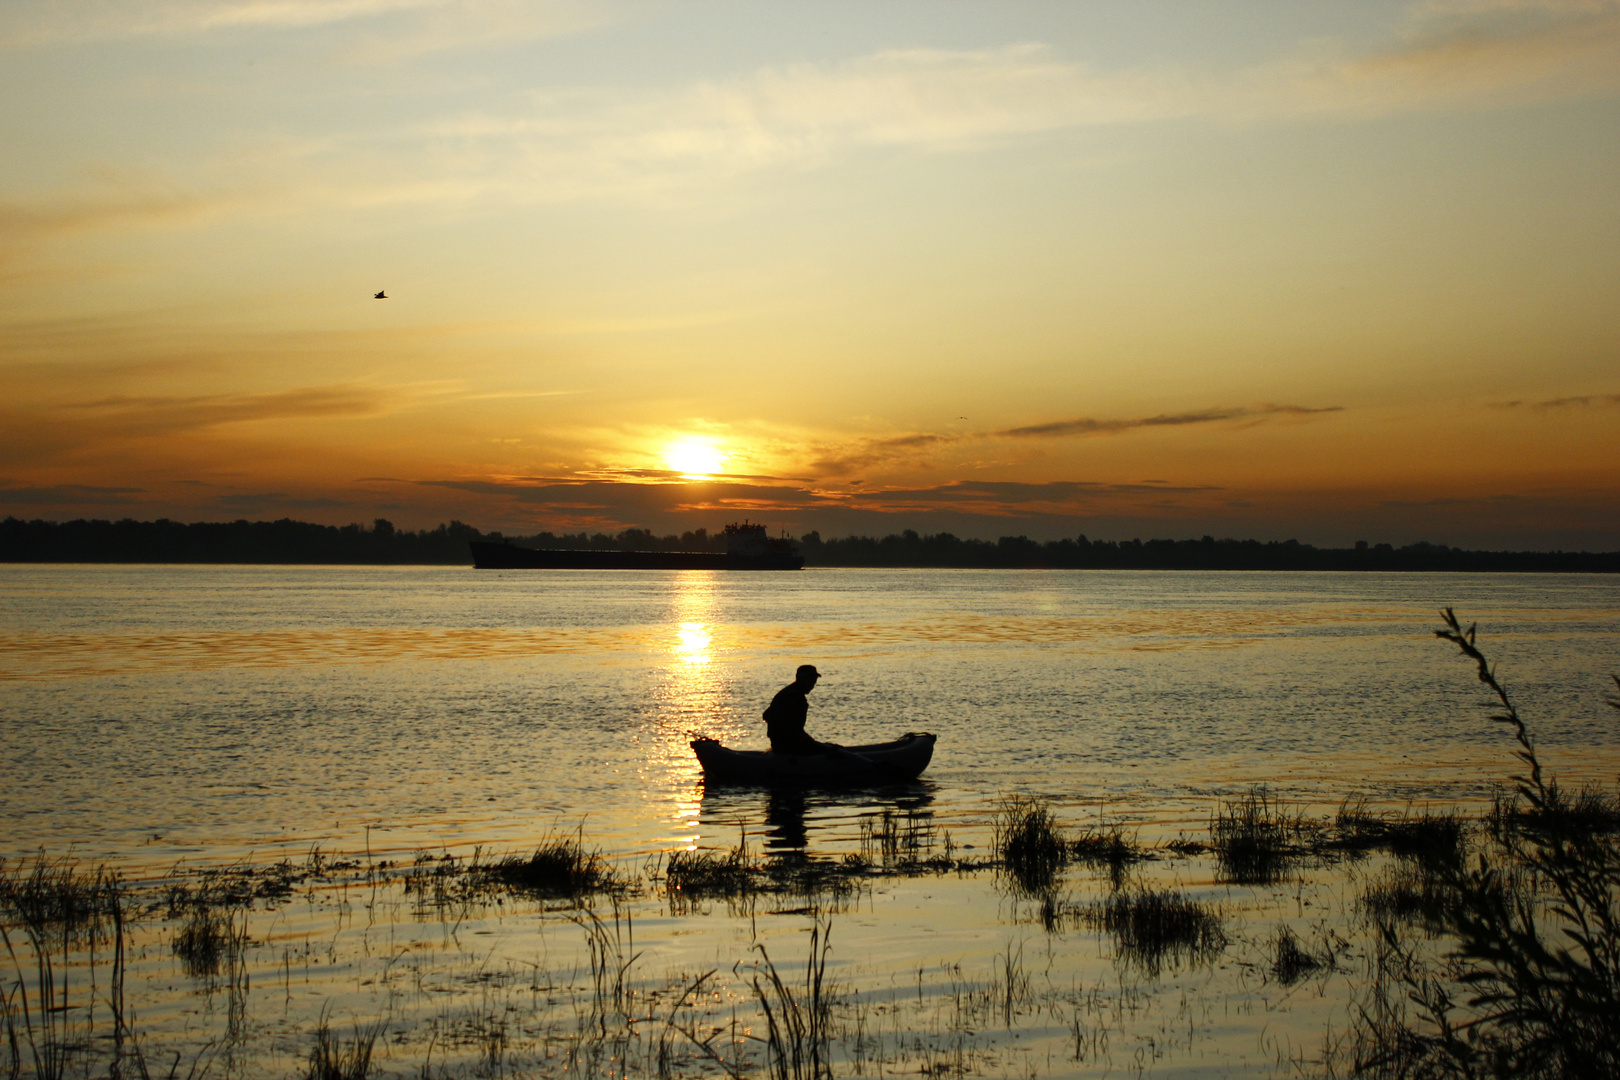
763 664 825 755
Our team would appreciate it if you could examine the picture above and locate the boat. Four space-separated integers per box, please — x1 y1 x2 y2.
690 732 936 786
470 522 803 570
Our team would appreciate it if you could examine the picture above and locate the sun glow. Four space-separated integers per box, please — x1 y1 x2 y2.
663 439 726 477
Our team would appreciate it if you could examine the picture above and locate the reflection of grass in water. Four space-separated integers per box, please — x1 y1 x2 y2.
995 796 1068 897
1208 786 1310 885
1081 888 1226 976
1269 925 1329 986
486 834 625 900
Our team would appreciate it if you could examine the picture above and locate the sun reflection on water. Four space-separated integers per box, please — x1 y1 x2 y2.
675 622 711 662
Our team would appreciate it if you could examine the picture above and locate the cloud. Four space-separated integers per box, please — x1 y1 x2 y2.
809 403 1341 475
0 383 396 468
5 4 1617 254
1491 391 1620 409
0 0 599 53
61 384 394 437
997 403 1341 440
0 483 146 509
215 491 352 509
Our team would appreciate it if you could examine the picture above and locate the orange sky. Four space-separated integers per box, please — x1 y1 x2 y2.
3 1 1618 548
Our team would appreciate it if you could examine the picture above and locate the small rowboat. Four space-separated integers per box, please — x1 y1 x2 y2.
690 732 936 786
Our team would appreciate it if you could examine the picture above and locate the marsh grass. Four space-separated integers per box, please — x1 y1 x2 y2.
0 858 121 944
858 807 954 873
1269 926 1327 986
1069 823 1145 888
1329 799 1467 872
1083 888 1225 976
1209 786 1312 885
304 1013 384 1080
994 797 1068 897
484 835 624 901
665 843 759 912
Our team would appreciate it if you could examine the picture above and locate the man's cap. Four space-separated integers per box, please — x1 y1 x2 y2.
796 664 820 679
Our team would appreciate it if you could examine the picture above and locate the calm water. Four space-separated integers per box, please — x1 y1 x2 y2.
4 566 1617 870
4 566 1620 1078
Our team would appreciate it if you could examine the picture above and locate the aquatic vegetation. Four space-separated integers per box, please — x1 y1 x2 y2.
1270 925 1328 986
304 1014 384 1080
0 857 121 943
994 796 1068 896
1068 822 1145 887
484 834 625 900
750 920 834 1080
666 843 760 905
1082 887 1226 975
1345 610 1620 1079
1209 785 1311 884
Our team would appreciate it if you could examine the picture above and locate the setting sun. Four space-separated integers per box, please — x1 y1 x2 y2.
663 439 726 478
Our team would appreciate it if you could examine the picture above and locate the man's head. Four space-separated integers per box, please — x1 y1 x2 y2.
795 664 820 689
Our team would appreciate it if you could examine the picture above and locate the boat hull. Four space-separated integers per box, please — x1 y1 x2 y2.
690 733 936 786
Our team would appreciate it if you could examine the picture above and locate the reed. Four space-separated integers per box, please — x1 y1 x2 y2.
749 920 834 1080
1068 823 1143 887
1269 926 1324 986
665 844 758 903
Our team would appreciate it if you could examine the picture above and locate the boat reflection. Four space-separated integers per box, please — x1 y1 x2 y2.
694 782 939 858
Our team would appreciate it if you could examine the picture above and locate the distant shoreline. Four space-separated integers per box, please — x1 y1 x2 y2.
3 515 1617 572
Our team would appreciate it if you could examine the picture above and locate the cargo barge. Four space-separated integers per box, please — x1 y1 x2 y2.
470 521 803 570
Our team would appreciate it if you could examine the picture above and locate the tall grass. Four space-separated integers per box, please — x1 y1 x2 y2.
749 921 834 1080
1349 610 1620 1079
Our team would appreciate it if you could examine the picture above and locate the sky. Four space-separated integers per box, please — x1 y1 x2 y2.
2 0 1618 549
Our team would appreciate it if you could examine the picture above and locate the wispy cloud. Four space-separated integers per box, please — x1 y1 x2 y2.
0 483 145 507
809 403 1341 476
0 0 600 54
1491 391 1620 409
996 404 1342 440
5 4 1618 249
62 385 393 436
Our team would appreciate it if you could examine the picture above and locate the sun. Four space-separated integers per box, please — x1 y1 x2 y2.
663 439 726 478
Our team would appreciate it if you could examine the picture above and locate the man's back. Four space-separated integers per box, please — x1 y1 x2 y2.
764 665 820 753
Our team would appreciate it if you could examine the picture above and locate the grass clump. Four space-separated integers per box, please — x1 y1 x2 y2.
484 834 623 900
304 1015 384 1080
0 857 121 943
1069 823 1144 886
995 796 1068 896
1209 786 1308 885
1084 887 1225 975
1269 926 1327 986
665 844 759 910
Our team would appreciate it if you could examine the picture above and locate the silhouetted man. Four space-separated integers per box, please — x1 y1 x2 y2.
764 664 823 755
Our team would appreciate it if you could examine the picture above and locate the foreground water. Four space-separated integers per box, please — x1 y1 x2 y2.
3 566 1619 1077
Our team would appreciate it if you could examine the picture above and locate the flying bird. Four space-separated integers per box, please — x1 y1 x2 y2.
374 290 387 299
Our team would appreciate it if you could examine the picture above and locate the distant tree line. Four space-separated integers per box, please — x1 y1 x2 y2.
796 530 1620 572
2 515 1616 571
